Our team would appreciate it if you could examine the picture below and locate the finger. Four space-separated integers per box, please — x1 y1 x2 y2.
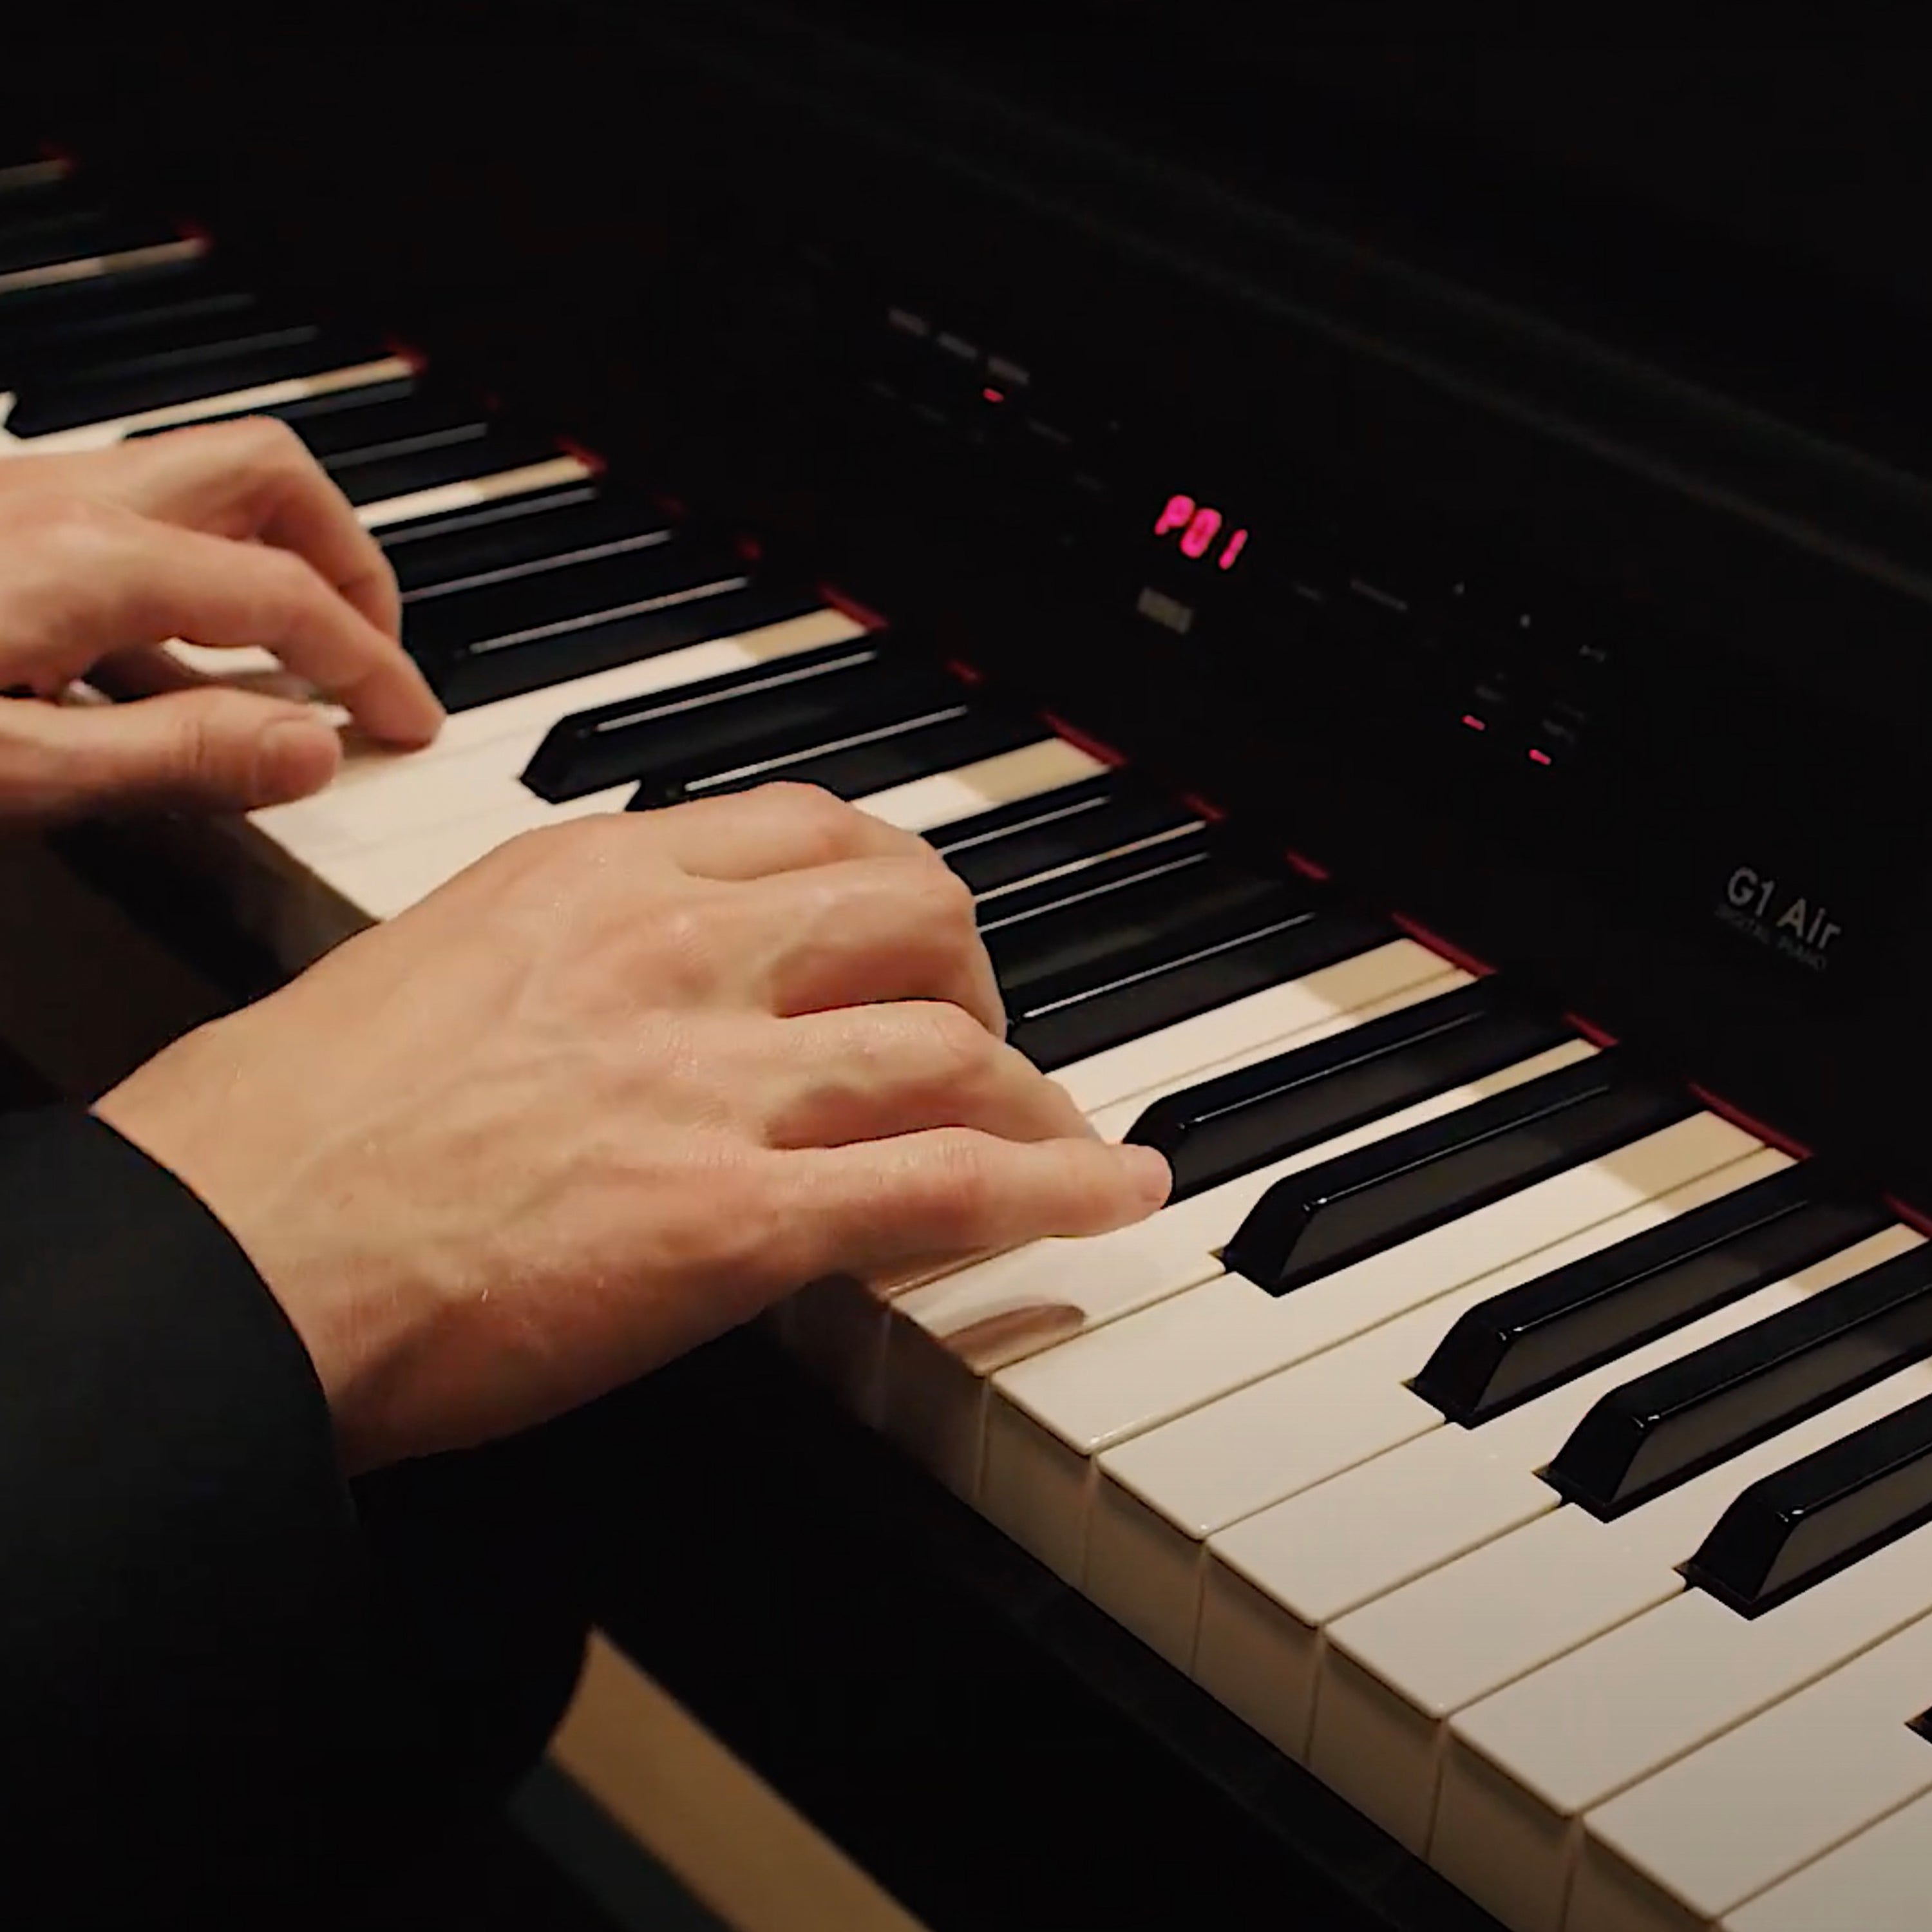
649 781 934 881
61 506 439 745
733 855 1004 1036
24 419 404 638
764 1003 1093 1150
776 1131 1171 1283
0 688 341 820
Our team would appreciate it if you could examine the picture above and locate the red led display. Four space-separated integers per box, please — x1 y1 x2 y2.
1151 492 1249 573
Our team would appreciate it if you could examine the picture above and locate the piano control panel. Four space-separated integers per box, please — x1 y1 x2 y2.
810 267 1931 1021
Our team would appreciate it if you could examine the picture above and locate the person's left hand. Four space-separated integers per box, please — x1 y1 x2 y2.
0 418 441 824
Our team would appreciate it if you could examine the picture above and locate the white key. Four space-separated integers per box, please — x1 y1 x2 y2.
859 737 1107 834
1086 1136 1777 1667
1723 1784 1932 1932
0 354 418 453
1442 1510 1932 1932
1571 1611 1932 1932
315 784 632 918
0 232 206 303
244 609 871 864
985 1049 1765 1582
357 455 598 531
1193 1226 1919 1773
1310 1353 1932 1854
1053 947 1467 1122
859 953 1468 1464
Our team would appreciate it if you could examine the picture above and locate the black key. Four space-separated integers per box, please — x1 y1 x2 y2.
0 251 213 343
1685 1390 1932 1615
661 703 1041 807
525 636 900 802
399 495 673 603
926 772 1117 853
2 305 316 393
5 324 393 437
408 538 745 665
945 783 1203 899
1545 1241 1932 1519
985 851 1296 997
0 207 176 279
1127 980 1567 1203
329 426 563 507
431 574 820 712
1010 905 1394 1072
379 484 611 588
0 278 257 386
1414 1170 1891 1426
1223 1050 1690 1297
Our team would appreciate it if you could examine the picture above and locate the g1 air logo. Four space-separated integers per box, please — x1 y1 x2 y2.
1717 866 1842 973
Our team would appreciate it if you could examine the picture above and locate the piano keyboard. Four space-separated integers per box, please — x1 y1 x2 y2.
17 151 1932 1932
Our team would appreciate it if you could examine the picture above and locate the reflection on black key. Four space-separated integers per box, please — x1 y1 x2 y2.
1546 1241 1932 1519
526 638 896 802
431 575 821 712
1128 980 1567 1203
6 324 392 436
981 846 1238 972
1009 905 1392 1072
662 705 1040 807
1414 1170 1891 1426
397 496 672 603
0 279 256 386
330 426 562 507
378 484 603 580
408 540 743 665
1685 1390 1932 1615
1224 1050 1688 1297
5 309 317 393
949 785 1202 899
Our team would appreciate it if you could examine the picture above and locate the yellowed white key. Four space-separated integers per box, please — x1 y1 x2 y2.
1191 1226 1916 1776
1722 1783 1932 1932
0 354 417 453
1573 1610 1932 1932
874 955 1472 1484
1312 1355 1932 1855
1086 1137 1775 1668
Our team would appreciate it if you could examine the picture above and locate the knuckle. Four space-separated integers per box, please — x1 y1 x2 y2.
914 1000 997 1079
763 781 867 855
191 413 309 475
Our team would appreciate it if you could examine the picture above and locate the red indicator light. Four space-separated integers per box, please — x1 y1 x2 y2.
1179 506 1224 559
1461 713 1486 732
982 386 1006 404
1218 528 1250 572
1528 746 1553 766
1153 493 1196 537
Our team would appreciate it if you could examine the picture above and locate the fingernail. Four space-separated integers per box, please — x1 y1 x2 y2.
1115 1142 1173 1209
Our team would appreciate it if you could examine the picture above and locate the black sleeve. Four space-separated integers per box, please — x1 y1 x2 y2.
0 1109 587 1923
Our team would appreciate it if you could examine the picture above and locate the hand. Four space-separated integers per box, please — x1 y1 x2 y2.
0 418 441 823
96 787 1171 1471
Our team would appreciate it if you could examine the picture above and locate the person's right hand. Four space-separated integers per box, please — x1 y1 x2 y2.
95 785 1171 1473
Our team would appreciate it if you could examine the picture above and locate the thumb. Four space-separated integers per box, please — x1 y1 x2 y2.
0 688 343 821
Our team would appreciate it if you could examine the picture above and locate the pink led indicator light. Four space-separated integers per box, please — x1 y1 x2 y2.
1461 714 1486 732
1528 747 1553 765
